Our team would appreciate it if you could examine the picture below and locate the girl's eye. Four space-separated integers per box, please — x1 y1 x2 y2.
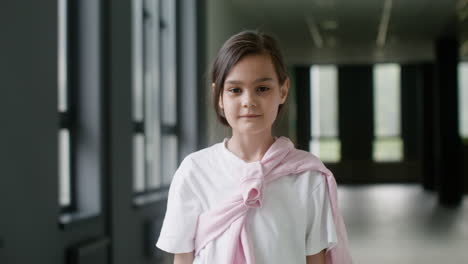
229 88 241 93
257 86 270 92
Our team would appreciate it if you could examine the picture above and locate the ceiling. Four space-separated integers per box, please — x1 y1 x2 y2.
228 0 465 64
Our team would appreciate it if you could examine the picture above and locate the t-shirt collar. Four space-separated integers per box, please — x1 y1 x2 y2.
221 136 292 166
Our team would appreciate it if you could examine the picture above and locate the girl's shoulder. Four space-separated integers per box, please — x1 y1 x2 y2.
287 147 324 165
295 169 327 192
174 142 225 181
180 141 222 167
169 144 217 188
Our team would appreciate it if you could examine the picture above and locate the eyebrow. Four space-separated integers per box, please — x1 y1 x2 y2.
225 77 274 85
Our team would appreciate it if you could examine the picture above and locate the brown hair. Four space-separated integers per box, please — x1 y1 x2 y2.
211 30 288 127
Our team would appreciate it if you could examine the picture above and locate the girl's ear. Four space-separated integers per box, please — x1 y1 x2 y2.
214 83 224 109
218 94 224 110
218 96 223 109
280 78 290 104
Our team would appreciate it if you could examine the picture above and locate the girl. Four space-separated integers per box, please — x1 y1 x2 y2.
156 30 352 264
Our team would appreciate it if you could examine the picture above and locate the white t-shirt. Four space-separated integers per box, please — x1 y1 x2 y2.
156 138 337 264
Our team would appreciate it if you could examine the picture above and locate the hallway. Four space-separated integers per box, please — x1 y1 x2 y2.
1 0 468 263
341 184 468 263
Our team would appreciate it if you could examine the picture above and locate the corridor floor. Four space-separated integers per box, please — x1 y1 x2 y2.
339 184 468 264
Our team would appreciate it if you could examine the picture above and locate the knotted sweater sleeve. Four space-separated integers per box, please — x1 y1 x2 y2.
305 172 338 256
156 157 202 253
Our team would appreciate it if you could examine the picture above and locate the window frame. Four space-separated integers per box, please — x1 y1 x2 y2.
58 0 104 226
132 0 178 205
58 0 76 214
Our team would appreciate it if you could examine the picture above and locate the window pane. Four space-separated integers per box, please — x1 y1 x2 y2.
373 137 403 162
160 0 177 125
133 0 163 193
133 0 178 194
459 62 468 139
146 135 161 189
310 65 340 162
133 133 146 192
373 63 403 161
58 0 71 207
59 129 71 206
374 64 401 137
310 65 338 137
144 0 162 190
58 0 68 112
310 138 341 163
160 134 178 186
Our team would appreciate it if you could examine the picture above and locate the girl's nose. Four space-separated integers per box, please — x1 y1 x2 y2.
242 91 257 108
242 98 257 108
243 102 257 108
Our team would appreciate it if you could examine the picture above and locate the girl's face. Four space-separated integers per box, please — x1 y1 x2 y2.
219 53 289 136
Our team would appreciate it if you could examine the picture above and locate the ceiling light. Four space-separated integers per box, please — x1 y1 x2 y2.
306 17 324 48
376 0 393 47
315 0 335 8
321 20 338 30
457 0 468 21
461 40 468 57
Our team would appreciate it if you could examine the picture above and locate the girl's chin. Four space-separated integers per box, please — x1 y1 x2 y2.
232 126 271 135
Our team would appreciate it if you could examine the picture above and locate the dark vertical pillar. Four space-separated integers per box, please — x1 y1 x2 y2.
434 37 463 206
338 65 374 161
294 66 311 151
401 64 423 162
420 63 437 190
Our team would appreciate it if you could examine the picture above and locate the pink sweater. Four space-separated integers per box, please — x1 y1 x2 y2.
194 137 352 263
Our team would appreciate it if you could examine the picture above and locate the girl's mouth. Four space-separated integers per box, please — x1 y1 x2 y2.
240 114 261 118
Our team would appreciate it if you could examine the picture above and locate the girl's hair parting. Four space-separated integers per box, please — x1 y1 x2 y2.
210 30 288 127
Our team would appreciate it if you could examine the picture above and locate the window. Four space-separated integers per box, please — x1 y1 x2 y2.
373 63 403 162
159 0 178 186
58 0 103 224
459 62 468 141
132 0 178 198
309 65 340 163
58 0 73 211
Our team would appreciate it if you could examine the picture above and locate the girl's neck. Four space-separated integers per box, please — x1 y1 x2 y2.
226 131 276 163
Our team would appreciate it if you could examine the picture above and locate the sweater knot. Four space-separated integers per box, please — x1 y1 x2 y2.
240 162 264 208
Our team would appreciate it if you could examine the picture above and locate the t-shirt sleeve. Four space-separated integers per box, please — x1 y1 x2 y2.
305 172 338 256
156 158 201 253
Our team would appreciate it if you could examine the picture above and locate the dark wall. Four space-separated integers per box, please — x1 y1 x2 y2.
433 37 464 205
1 1 111 264
294 66 311 151
1 0 62 263
338 65 374 162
